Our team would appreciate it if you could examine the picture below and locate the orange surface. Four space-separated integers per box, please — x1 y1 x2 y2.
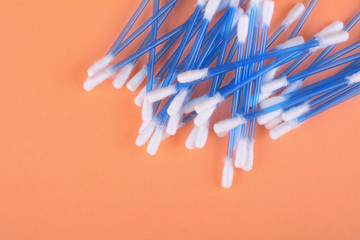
1 0 360 239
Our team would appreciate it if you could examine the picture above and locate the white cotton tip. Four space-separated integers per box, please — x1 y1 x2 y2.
166 114 181 136
257 109 283 125
183 95 208 114
136 122 157 147
319 31 349 47
264 115 283 129
262 67 278 83
282 80 302 95
83 68 114 91
248 0 260 9
231 7 244 28
282 102 310 122
139 120 154 134
260 95 286 109
195 93 224 115
237 14 250 43
222 157 234 189
276 36 305 50
194 107 216 127
214 116 246 136
269 120 299 140
147 128 164 156
177 69 209 83
167 90 188 117
204 0 222 21
347 71 360 84
142 100 153 122
185 126 199 150
126 65 148 92
261 77 289 93
262 1 275 26
134 87 146 107
217 0 230 11
87 55 114 77
258 91 273 103
146 85 177 103
198 0 209 7
112 64 134 89
234 138 247 168
195 122 209 149
281 3 305 27
242 140 254 171
230 0 239 7
316 21 344 38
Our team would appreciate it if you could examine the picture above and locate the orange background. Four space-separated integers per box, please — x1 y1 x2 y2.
1 0 360 239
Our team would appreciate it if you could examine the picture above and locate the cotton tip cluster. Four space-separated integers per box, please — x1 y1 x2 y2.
147 128 164 156
231 7 244 28
262 67 278 83
135 87 146 107
167 90 188 116
87 55 114 77
257 109 283 125
229 0 239 7
260 95 286 109
195 123 209 149
262 1 275 26
234 139 247 168
194 107 216 127
177 69 209 83
347 71 360 84
264 116 283 129
126 65 148 92
197 0 209 7
112 64 134 89
258 91 273 103
282 102 310 122
281 3 305 27
261 77 289 93
204 0 222 21
276 36 305 50
195 93 224 114
316 21 344 38
166 114 181 135
237 14 250 43
136 121 156 147
83 68 114 91
214 116 246 136
269 120 299 140
183 95 209 114
222 157 234 189
282 80 302 95
146 85 177 103
185 126 199 150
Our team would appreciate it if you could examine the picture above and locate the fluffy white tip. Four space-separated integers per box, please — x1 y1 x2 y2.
214 116 246 136
231 7 244 28
262 67 278 83
197 0 209 7
242 140 254 171
258 91 273 103
261 77 289 93
167 90 188 117
262 1 275 26
83 68 114 91
237 14 250 43
112 64 134 89
166 114 181 136
229 0 239 7
316 21 344 38
139 120 155 134
136 122 156 147
194 107 216 127
234 139 247 168
282 102 310 122
142 100 153 122
146 85 177 103
147 128 164 156
260 95 286 109
282 3 305 27
347 71 360 84
264 115 283 129
185 126 199 150
87 55 114 77
195 93 224 114
134 87 146 107
204 0 222 21
276 36 305 50
126 65 148 92
177 69 209 83
183 95 208 114
282 80 302 95
222 157 234 189
257 109 283 125
319 31 349 47
269 120 299 140
195 122 209 149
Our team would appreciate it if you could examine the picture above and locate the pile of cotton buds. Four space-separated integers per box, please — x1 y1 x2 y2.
84 0 360 188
